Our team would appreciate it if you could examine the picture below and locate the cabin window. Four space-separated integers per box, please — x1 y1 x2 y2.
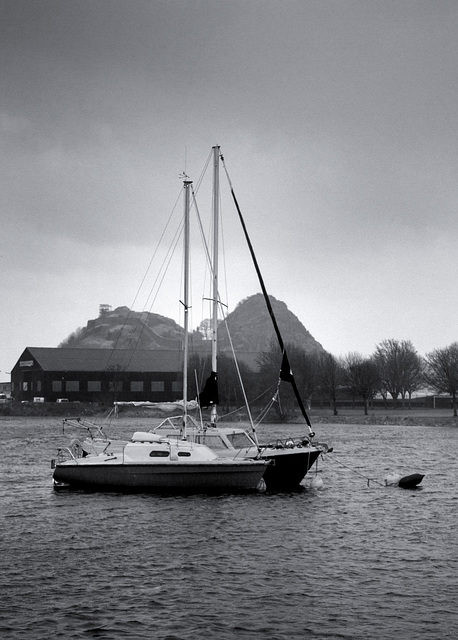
171 381 181 393
131 381 143 392
88 381 101 392
36 381 41 392
149 450 170 457
109 381 123 392
196 434 229 449
22 382 28 391
151 381 165 392
177 451 191 457
66 381 79 392
52 381 62 392
226 433 255 448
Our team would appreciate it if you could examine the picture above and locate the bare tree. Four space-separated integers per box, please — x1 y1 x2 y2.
256 340 322 417
342 352 379 415
319 353 344 415
293 349 323 410
400 345 424 408
374 339 422 408
423 342 458 417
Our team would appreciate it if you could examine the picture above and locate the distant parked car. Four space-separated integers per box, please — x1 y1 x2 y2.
56 398 69 403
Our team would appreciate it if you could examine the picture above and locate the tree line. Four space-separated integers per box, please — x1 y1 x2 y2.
190 339 458 418
274 339 458 418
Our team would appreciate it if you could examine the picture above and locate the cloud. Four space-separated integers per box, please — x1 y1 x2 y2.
1 0 458 372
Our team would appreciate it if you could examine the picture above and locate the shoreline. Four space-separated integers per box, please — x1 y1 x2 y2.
311 413 458 428
1 402 457 427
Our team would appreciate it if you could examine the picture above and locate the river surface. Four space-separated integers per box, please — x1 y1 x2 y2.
1 416 456 639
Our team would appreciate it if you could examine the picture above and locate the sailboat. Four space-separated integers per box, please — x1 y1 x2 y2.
152 146 330 490
112 146 330 490
52 178 269 492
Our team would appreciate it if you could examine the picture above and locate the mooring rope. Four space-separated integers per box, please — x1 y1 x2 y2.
323 454 385 487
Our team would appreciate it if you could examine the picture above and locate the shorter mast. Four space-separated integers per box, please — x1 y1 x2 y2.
181 178 192 439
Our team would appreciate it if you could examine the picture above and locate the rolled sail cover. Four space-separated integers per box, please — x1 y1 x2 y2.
198 371 219 408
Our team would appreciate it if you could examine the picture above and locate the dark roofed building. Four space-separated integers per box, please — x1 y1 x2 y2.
11 347 183 404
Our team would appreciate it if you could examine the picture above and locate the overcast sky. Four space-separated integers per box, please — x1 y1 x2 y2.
2 0 458 374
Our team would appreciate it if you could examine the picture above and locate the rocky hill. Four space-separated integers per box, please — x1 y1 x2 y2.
59 295 325 359
59 306 188 350
219 294 324 355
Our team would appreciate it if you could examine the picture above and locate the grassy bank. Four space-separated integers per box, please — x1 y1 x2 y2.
309 407 458 428
1 402 457 427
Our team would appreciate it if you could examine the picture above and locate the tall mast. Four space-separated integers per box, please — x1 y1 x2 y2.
182 178 192 439
210 145 220 427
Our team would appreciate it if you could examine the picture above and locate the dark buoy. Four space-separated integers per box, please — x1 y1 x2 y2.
398 473 424 489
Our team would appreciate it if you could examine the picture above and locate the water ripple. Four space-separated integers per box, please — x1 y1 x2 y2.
1 418 457 639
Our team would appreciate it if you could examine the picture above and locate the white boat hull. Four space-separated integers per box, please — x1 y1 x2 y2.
53 430 268 492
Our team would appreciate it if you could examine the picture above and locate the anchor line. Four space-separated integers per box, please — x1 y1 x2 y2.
323 455 385 487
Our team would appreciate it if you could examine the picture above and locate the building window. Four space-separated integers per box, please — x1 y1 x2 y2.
151 381 165 392
52 381 62 393
36 381 41 392
109 381 122 392
66 381 79 392
172 381 181 393
131 381 143 392
22 382 28 391
88 381 101 392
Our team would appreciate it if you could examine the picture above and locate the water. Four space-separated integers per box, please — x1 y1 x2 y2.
1 416 457 639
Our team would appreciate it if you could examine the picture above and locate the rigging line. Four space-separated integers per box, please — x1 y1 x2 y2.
254 397 277 426
218 302 258 442
145 215 183 313
220 152 314 434
191 186 215 280
194 369 205 428
192 180 278 438
142 186 186 314
249 382 279 408
253 382 283 425
104 186 184 372
190 185 225 351
99 158 212 375
190 184 229 316
213 172 230 317
126 224 184 363
190 183 258 440
191 187 212 317
191 148 213 196
217 381 278 424
136 186 183 312
114 197 185 373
